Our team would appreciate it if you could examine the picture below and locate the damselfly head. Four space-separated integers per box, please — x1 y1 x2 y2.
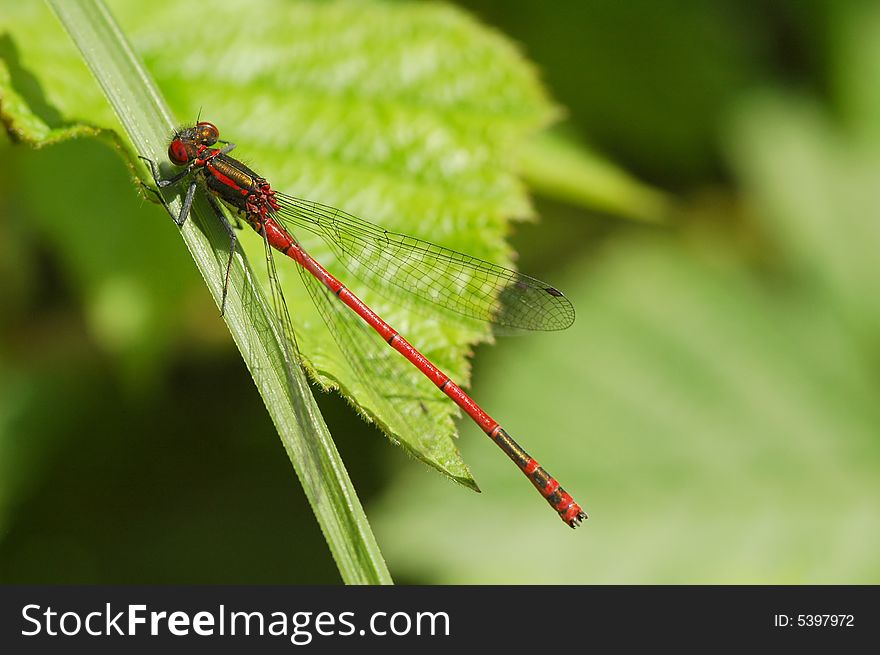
167 121 221 167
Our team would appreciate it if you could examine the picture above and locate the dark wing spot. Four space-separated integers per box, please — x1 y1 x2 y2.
544 286 564 297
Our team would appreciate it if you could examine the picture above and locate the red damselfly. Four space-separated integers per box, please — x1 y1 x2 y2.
140 121 587 528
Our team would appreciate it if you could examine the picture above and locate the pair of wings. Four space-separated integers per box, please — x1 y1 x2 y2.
254 193 575 467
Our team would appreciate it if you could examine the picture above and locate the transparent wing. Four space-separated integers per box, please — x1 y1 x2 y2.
274 193 575 332
254 215 304 398
292 248 466 473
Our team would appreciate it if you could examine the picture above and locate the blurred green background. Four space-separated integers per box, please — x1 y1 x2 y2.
2 0 879 583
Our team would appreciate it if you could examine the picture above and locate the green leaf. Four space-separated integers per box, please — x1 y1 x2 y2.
4 2 552 486
124 0 554 484
0 0 561 485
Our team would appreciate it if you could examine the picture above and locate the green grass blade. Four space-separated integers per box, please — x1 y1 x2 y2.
47 0 391 585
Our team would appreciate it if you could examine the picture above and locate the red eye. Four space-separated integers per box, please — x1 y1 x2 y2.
168 139 190 166
196 121 219 145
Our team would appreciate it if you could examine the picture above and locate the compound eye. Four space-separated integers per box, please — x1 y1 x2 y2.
168 139 190 166
196 121 219 145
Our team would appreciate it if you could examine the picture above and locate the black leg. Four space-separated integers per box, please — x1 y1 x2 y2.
138 155 196 226
176 180 198 227
138 155 192 188
217 141 236 155
205 194 238 316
